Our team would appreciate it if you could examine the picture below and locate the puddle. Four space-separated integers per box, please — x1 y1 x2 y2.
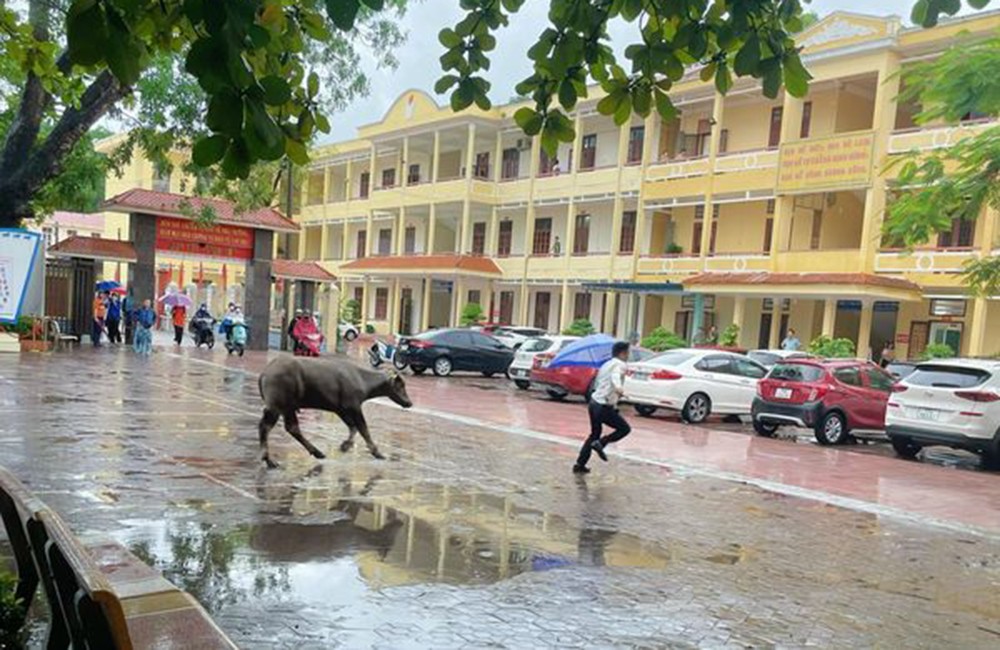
118 472 676 609
40 395 94 404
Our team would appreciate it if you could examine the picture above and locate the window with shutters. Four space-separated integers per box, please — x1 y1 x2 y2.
810 212 822 250
627 126 644 163
694 119 711 157
475 152 490 179
937 219 974 248
378 228 392 256
708 205 719 254
768 107 783 148
718 129 729 154
407 164 421 185
574 214 590 254
353 287 363 304
356 230 367 258
800 102 813 139
468 290 481 306
501 148 520 179
404 226 416 254
498 221 513 257
471 222 486 255
692 205 704 255
381 168 396 189
374 288 388 320
573 293 592 321
580 134 597 169
359 172 370 198
619 211 637 253
533 218 552 255
763 218 774 252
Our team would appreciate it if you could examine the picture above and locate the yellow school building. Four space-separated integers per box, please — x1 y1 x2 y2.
96 11 1000 358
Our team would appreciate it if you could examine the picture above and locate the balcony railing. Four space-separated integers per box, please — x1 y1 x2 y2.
646 156 711 182
888 119 997 154
875 248 980 274
713 148 779 174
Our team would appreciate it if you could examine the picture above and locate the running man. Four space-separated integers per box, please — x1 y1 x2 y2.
573 341 632 474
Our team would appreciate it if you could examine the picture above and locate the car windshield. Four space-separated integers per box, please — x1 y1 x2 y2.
521 338 553 353
906 365 990 389
630 348 655 362
885 362 917 379
412 330 444 341
769 363 824 382
647 351 695 367
748 351 781 366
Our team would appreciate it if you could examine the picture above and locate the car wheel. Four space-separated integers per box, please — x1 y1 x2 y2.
344 330 358 341
815 411 847 445
890 436 922 459
682 393 711 424
433 357 453 377
411 365 426 375
635 405 657 417
546 388 567 401
514 380 530 390
392 355 408 371
753 419 779 437
482 371 495 378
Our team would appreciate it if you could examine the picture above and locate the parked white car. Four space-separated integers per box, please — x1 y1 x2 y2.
622 349 768 423
508 335 579 390
886 358 1000 466
747 349 814 367
339 322 359 341
493 326 548 349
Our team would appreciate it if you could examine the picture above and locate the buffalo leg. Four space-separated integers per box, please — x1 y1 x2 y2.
354 413 385 460
338 413 358 452
258 408 280 469
284 411 326 459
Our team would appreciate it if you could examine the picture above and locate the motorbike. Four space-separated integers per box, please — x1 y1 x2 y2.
291 318 324 357
369 338 407 370
189 317 216 349
221 319 248 357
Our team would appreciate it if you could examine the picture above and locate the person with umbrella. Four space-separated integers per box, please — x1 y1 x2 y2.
159 292 193 346
91 291 108 347
574 340 632 474
106 291 123 344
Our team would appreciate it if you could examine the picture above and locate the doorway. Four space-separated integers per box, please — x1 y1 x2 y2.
399 288 413 335
870 302 899 362
534 292 551 330
499 291 514 325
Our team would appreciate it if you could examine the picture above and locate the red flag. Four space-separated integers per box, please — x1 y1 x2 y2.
178 263 185 287
198 262 204 285
114 263 121 283
222 264 228 291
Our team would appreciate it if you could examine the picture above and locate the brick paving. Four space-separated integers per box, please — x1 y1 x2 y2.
1 347 999 648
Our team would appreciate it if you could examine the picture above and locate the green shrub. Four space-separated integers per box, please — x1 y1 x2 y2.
641 327 686 352
364 324 375 334
720 323 740 347
921 343 955 360
460 303 484 326
665 242 683 255
808 335 856 358
562 319 595 336
341 299 361 326
0 569 26 649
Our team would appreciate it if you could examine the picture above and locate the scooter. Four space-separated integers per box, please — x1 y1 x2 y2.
369 338 407 370
223 321 248 357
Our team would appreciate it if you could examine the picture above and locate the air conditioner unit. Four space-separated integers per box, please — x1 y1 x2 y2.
516 138 531 151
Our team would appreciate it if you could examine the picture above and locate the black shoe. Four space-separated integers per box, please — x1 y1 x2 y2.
591 440 608 462
572 465 590 474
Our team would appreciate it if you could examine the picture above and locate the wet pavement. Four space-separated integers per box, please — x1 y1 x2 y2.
1 344 1000 648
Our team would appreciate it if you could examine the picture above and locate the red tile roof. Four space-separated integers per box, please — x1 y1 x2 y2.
102 189 299 233
684 272 921 292
271 259 337 282
48 236 137 262
340 254 503 276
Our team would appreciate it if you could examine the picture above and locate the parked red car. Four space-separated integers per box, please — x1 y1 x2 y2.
751 359 895 445
531 347 654 401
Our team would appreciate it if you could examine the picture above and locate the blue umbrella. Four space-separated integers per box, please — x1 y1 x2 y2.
548 334 615 369
95 280 121 292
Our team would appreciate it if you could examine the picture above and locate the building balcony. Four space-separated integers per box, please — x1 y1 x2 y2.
774 250 865 274
635 254 704 277
875 248 981 274
888 119 996 155
704 252 772 273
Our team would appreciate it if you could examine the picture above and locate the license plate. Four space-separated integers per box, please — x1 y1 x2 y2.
915 408 939 421
632 372 649 381
511 368 528 378
775 388 792 399
400 343 408 350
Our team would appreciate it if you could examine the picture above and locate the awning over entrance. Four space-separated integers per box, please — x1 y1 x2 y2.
48 235 137 263
581 281 685 294
271 259 336 283
339 254 502 278
683 272 923 302
102 189 299 233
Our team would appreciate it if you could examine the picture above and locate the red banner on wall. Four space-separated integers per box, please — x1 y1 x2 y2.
155 217 254 260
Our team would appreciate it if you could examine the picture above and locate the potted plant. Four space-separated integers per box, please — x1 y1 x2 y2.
460 302 485 326
562 319 595 336
641 327 686 352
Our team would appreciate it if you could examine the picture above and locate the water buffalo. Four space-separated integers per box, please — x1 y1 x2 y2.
257 357 413 468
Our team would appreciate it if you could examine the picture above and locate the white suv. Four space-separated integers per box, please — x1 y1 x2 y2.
508 335 579 389
886 359 1000 466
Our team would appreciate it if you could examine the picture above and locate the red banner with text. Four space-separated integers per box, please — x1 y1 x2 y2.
155 217 254 260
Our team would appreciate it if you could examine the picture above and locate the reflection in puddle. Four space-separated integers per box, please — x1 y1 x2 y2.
123 470 676 611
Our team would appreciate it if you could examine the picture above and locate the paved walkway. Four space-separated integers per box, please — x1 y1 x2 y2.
1 345 999 648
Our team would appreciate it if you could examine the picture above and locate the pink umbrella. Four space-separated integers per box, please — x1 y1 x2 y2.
158 293 193 309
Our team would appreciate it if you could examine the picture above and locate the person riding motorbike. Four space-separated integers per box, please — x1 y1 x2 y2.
291 311 324 356
189 303 216 347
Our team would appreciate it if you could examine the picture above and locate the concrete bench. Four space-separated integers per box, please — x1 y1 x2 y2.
0 466 237 649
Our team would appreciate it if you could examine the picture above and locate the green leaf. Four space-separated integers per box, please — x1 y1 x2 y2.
67 0 109 67
259 75 292 106
315 113 332 134
104 8 144 85
286 138 310 165
434 75 459 94
221 137 251 179
244 98 285 161
558 79 577 110
326 0 361 31
783 54 811 98
734 36 760 77
207 89 244 137
308 72 320 99
439 28 462 48
654 89 677 121
514 107 543 135
192 135 229 167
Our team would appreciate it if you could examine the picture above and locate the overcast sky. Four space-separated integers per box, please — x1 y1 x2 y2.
327 0 942 142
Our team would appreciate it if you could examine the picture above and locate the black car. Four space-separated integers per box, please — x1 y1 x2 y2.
397 329 515 377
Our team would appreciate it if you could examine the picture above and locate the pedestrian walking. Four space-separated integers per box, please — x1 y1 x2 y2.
880 341 896 368
123 288 135 345
106 293 122 344
573 341 632 474
91 292 107 347
172 304 187 345
134 300 156 356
